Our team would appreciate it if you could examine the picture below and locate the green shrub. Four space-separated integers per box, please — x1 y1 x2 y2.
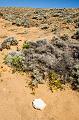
49 71 63 92
66 17 73 23
4 54 23 71
22 42 29 49
11 55 23 69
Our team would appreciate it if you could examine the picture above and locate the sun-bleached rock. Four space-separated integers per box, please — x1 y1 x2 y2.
32 98 46 110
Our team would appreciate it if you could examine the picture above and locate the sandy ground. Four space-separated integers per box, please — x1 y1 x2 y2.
0 18 79 120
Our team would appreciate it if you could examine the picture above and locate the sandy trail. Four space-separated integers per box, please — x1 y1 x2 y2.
0 18 79 120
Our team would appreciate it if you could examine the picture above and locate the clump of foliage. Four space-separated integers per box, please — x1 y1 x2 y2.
28 81 36 95
66 17 73 23
70 64 79 90
71 29 79 40
76 29 79 35
22 42 30 49
49 71 63 92
0 12 3 17
4 54 24 71
74 18 79 23
4 37 79 92
11 55 23 70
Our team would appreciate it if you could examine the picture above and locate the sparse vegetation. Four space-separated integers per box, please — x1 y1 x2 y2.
1 7 79 92
0 7 79 120
11 56 23 68
23 42 30 49
66 17 73 23
4 36 79 91
4 53 24 71
71 29 79 40
0 37 18 51
49 71 63 92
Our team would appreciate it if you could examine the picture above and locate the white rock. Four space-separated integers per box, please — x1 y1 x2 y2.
32 98 46 110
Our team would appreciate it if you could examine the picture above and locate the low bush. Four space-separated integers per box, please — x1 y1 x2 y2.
22 42 30 49
49 71 63 92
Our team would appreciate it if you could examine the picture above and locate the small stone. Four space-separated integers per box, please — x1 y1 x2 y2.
32 98 46 110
